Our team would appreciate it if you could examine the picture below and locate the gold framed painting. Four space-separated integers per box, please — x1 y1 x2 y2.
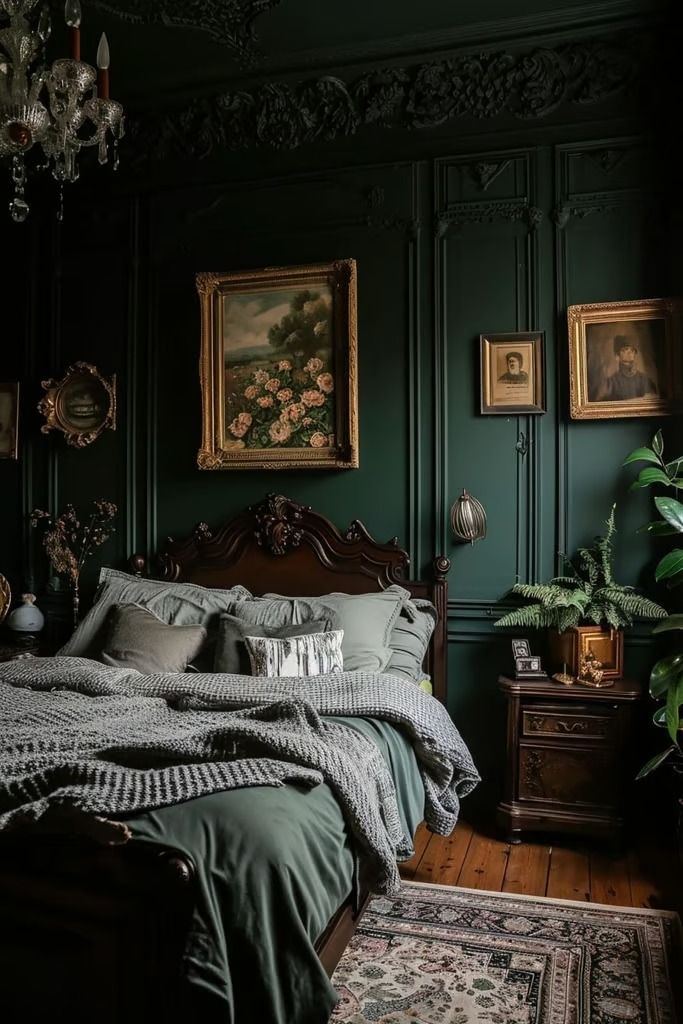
196 260 358 470
568 298 683 419
0 382 19 460
480 332 545 415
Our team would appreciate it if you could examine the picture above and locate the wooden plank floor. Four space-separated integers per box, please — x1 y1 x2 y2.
400 818 683 913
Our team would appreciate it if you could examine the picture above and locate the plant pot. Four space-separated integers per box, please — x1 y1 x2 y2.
546 625 623 681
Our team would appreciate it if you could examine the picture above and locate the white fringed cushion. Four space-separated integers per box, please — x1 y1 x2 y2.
245 630 344 678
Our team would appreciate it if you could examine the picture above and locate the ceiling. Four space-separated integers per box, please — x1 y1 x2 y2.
66 0 664 106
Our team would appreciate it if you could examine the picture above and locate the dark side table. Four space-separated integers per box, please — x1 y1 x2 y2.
497 674 643 843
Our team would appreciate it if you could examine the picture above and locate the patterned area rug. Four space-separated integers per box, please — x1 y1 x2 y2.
330 881 682 1023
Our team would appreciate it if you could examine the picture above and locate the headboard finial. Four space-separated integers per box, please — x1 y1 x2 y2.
253 493 307 556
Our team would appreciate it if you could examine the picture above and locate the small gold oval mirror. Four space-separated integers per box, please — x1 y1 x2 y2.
39 362 116 448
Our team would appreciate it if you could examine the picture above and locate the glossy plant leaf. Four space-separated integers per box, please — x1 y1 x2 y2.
623 446 660 467
636 521 678 536
636 745 677 779
655 549 683 583
649 653 683 698
630 467 673 489
666 458 683 476
654 496 683 533
665 675 683 743
653 430 664 457
653 615 683 633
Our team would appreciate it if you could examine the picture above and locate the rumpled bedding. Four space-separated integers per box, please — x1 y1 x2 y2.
0 656 479 1023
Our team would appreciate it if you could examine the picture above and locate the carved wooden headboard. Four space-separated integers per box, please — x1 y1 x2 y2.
131 494 449 702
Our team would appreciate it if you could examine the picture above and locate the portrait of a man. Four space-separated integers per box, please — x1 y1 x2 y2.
585 319 664 404
497 351 529 385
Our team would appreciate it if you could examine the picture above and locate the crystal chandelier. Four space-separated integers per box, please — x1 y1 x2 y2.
0 0 124 221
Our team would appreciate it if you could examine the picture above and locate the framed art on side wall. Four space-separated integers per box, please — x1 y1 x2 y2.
196 260 358 470
480 332 545 415
0 382 19 460
568 298 683 419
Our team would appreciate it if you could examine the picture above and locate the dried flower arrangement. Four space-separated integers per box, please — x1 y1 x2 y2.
30 499 117 625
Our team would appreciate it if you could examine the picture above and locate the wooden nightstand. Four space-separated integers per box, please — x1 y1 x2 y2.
497 674 643 843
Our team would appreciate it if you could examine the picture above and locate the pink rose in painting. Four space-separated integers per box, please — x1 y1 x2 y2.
257 396 274 408
253 369 269 385
243 385 258 400
316 372 334 394
286 402 306 423
278 360 292 371
302 417 313 426
265 378 281 393
276 388 293 403
269 420 292 443
228 417 249 438
237 412 252 427
302 389 325 408
310 432 327 448
305 357 323 375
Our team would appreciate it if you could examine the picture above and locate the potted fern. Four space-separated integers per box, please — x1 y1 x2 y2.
495 505 667 679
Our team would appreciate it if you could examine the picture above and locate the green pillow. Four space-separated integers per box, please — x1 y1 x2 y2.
385 598 437 682
100 603 207 674
263 585 411 672
213 614 333 674
58 568 251 662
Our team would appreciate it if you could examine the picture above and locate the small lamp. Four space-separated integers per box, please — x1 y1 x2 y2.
450 490 487 544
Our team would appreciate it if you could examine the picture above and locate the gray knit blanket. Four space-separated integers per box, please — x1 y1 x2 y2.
0 657 479 894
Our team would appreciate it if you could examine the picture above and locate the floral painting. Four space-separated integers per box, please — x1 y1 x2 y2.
197 261 358 470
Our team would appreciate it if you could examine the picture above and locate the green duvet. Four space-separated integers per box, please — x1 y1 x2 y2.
123 716 425 1024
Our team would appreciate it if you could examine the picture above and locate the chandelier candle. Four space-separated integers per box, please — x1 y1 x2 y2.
64 0 81 62
96 34 110 101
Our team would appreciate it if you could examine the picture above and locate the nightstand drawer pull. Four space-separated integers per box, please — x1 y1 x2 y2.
522 709 612 740
557 720 587 733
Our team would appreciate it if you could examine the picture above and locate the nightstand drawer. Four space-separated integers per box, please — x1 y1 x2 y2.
519 743 616 806
522 706 614 742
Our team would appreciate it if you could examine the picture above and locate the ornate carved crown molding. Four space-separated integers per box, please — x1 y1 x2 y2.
129 29 650 160
89 0 280 66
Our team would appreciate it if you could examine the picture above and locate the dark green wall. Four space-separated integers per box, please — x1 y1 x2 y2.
1 18 679 814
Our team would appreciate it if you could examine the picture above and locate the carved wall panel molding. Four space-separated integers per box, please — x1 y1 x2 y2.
435 199 542 237
129 30 650 160
89 0 280 66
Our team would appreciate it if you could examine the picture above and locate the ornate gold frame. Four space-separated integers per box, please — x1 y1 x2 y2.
196 260 358 470
38 362 116 448
568 298 682 420
0 381 19 460
0 573 10 624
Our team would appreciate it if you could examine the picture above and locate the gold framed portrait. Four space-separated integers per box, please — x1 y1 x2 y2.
196 259 358 470
568 298 683 419
38 362 116 447
480 332 545 415
0 382 19 460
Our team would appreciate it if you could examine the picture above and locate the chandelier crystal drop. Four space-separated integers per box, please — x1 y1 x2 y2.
0 0 124 220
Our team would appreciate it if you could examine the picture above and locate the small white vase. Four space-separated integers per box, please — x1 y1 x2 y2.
7 593 45 634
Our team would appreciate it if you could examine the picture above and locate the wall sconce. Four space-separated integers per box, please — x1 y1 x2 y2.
450 489 487 544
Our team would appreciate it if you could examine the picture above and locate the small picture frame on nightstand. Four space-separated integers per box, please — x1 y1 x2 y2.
512 639 530 659
514 654 548 680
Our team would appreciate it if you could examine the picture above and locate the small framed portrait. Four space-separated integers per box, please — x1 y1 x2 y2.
511 639 530 659
480 332 545 415
0 382 19 460
516 655 542 674
38 362 116 448
568 298 683 419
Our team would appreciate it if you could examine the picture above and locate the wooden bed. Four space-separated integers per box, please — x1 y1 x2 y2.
0 494 449 1023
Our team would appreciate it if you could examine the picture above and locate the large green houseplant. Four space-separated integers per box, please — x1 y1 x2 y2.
624 431 683 778
495 505 667 676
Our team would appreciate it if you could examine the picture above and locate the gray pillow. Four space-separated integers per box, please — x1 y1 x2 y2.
58 568 251 661
100 603 207 674
213 614 332 674
263 585 411 672
223 596 339 629
385 598 437 682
